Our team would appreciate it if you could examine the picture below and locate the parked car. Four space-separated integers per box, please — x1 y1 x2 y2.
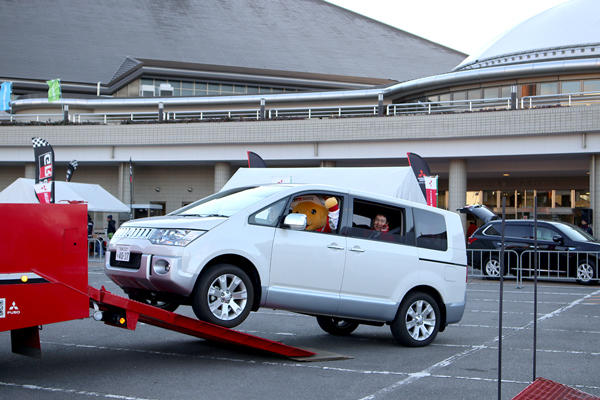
106 184 467 347
461 205 599 284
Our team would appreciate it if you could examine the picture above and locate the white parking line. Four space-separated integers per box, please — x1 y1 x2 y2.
40 341 411 377
356 288 600 400
0 381 156 400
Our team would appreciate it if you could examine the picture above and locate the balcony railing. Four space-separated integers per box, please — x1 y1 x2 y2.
1 90 599 124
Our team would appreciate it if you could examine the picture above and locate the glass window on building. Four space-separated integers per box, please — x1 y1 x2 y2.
181 81 194 97
583 79 600 93
561 80 581 94
207 83 220 95
483 87 499 99
452 91 466 101
467 89 481 100
439 93 450 102
538 82 559 96
427 95 439 102
220 84 234 95
168 80 181 96
466 191 481 205
500 86 513 98
154 80 167 96
482 191 497 208
195 82 207 96
575 190 590 207
437 191 447 209
554 190 571 207
536 190 552 207
233 84 246 94
247 86 259 94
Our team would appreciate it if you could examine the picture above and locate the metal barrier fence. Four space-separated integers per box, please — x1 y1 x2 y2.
88 237 105 261
467 249 599 285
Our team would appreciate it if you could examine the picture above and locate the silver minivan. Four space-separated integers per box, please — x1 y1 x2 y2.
106 184 467 346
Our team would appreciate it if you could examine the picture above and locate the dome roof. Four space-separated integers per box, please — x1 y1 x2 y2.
455 0 600 71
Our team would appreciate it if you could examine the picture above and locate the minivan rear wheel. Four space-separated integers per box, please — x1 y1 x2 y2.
390 292 440 347
192 264 254 328
316 316 359 336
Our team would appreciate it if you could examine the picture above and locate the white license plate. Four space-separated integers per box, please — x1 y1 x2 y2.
115 246 131 262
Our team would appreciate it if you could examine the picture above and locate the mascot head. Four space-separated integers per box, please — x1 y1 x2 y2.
291 195 327 231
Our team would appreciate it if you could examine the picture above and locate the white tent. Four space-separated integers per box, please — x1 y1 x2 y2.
221 167 426 204
0 178 130 213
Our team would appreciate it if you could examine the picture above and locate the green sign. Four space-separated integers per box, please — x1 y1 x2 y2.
47 79 61 102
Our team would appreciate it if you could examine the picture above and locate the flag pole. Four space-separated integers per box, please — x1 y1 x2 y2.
129 157 134 220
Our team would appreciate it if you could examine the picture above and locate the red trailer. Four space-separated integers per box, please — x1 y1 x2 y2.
0 204 316 360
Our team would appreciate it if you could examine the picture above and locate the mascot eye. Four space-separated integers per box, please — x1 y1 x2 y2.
311 209 317 215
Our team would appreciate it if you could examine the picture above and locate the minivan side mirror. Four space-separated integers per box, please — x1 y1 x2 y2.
283 213 307 230
552 235 563 244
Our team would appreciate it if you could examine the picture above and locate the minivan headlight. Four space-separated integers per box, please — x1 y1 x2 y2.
148 229 205 246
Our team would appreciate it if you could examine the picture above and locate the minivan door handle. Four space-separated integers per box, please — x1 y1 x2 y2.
327 243 345 250
350 246 365 253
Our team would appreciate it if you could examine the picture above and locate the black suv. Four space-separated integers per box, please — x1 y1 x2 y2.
461 205 599 284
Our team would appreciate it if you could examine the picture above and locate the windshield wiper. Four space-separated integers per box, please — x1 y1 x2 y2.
200 214 228 218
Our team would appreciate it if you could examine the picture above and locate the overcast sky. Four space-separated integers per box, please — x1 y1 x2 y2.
326 0 571 55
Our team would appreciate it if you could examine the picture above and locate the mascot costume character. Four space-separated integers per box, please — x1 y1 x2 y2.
291 195 339 232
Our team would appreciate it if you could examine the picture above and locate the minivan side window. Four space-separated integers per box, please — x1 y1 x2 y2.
413 208 447 251
248 198 287 227
348 198 414 245
286 193 343 234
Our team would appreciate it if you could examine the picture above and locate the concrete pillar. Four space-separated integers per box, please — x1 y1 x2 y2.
591 155 600 233
214 162 231 192
449 159 467 231
320 160 336 168
118 163 132 217
24 163 36 179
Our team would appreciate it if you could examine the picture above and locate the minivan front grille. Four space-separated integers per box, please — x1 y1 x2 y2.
113 227 155 240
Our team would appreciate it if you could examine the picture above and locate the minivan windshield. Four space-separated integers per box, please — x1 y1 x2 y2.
173 185 289 217
555 223 596 242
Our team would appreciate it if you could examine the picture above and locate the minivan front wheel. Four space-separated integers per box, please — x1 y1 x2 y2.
390 292 440 347
316 316 359 336
192 264 254 328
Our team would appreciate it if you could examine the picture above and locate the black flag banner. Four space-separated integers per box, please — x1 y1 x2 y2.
406 152 431 200
247 151 267 168
31 137 55 203
66 160 78 182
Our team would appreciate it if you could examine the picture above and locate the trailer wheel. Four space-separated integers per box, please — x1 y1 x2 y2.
316 316 359 336
390 292 440 347
192 264 254 328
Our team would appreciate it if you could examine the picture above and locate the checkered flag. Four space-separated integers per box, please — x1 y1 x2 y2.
31 137 50 148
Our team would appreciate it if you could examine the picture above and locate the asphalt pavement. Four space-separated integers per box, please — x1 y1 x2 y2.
1 261 599 400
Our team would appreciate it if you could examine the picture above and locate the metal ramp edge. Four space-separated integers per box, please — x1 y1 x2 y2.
88 286 316 359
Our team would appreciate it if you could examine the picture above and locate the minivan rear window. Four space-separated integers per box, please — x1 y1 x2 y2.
414 209 447 251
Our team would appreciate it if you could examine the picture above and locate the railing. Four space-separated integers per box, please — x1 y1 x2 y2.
521 90 600 109
269 104 380 119
0 113 64 122
467 248 599 284
3 90 600 124
387 97 511 115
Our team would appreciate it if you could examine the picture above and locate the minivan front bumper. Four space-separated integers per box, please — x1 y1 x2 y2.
105 250 195 296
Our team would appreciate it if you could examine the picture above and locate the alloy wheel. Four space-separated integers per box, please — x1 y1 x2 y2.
405 299 436 341
207 273 248 321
